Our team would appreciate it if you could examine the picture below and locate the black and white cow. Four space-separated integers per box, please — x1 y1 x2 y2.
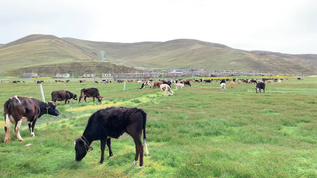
4 96 60 143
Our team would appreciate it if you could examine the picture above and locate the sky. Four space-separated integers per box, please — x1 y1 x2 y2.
1 0 317 54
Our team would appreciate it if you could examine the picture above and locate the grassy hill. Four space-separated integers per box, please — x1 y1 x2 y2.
1 34 317 75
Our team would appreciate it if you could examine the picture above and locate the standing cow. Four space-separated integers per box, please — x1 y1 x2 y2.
256 82 266 93
51 90 77 104
79 88 103 103
74 107 149 168
4 96 60 143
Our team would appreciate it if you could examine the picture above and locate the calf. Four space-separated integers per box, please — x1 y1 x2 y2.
4 96 60 143
160 84 173 96
220 79 226 91
74 107 149 168
79 88 103 103
256 82 265 93
140 81 152 89
153 81 163 89
175 83 184 89
182 79 192 86
51 90 77 104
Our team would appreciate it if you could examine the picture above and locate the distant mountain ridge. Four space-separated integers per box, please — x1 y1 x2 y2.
0 34 316 75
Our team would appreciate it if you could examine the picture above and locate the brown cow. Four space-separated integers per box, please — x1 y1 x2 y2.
4 96 60 143
79 88 103 103
152 81 163 89
51 90 77 104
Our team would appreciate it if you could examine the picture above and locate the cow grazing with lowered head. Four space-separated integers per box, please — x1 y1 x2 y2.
51 90 77 104
160 84 173 96
182 79 192 86
79 88 103 103
74 107 149 168
256 82 265 93
4 96 60 143
140 81 152 89
153 81 163 89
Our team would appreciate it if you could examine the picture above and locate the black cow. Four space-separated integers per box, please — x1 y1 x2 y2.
4 96 60 143
51 90 77 104
74 107 149 167
256 82 266 93
182 79 192 86
79 88 103 103
161 80 171 87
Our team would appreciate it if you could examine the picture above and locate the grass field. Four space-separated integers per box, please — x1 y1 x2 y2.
0 77 316 177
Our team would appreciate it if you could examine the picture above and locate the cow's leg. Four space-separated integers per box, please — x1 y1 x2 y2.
65 99 67 104
99 138 107 164
79 96 82 103
84 96 87 102
4 114 11 143
127 127 143 167
30 119 37 136
107 138 113 157
15 119 23 142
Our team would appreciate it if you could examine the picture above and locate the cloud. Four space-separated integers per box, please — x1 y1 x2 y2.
0 0 317 54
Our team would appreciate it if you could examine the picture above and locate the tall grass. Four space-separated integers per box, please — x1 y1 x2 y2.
0 77 316 177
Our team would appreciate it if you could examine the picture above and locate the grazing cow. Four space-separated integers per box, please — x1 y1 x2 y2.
182 79 192 87
256 82 265 93
220 79 226 91
140 81 152 89
51 90 77 104
153 81 163 89
79 88 103 103
74 107 149 167
161 80 172 87
4 96 60 143
175 83 184 89
160 84 173 96
230 81 235 88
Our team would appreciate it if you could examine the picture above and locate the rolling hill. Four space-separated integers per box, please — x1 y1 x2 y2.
0 34 316 75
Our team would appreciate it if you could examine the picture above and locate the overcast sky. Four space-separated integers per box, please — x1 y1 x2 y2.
1 0 316 54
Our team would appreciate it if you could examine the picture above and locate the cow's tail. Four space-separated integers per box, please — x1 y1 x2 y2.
140 109 149 156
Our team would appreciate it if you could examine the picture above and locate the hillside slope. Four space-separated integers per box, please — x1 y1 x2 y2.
1 34 316 75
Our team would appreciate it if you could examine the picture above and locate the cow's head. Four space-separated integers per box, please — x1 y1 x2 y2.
73 93 78 100
97 96 103 103
74 138 93 161
47 101 60 116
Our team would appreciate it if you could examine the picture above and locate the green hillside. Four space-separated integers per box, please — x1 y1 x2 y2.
1 34 316 75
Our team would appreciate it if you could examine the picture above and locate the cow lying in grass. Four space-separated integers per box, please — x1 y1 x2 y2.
160 84 173 96
74 107 149 168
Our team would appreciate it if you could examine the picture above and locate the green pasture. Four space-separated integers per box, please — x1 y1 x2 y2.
0 77 316 177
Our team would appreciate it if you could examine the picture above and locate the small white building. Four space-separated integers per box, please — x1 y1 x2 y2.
102 73 112 78
56 73 70 78
83 73 95 78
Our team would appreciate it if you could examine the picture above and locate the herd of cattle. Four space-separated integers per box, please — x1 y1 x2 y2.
2 77 302 167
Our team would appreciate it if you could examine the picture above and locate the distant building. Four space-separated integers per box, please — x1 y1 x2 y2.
83 73 95 78
102 73 112 78
56 73 70 78
22 73 39 78
169 70 183 77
